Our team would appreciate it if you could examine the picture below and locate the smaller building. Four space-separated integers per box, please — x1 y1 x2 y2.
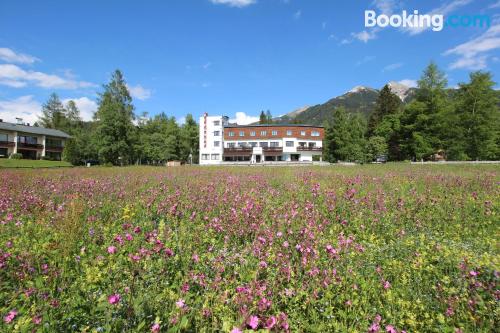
0 120 71 160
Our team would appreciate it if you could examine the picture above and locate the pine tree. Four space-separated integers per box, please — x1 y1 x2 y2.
324 108 366 162
259 111 266 124
451 71 499 160
39 93 67 129
399 62 449 160
65 100 82 124
179 114 199 164
266 110 273 124
368 84 401 136
94 70 136 165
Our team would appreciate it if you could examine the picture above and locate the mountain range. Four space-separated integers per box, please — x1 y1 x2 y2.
271 81 418 126
259 81 500 126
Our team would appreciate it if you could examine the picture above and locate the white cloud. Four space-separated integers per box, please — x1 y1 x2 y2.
203 62 212 70
178 116 186 126
404 0 474 35
372 0 398 15
397 79 417 87
293 10 302 19
382 62 403 72
127 84 152 100
444 23 500 69
490 1 500 9
62 97 97 121
229 112 259 125
0 48 39 64
322 21 327 30
0 95 41 125
0 64 95 89
351 30 378 43
210 0 256 7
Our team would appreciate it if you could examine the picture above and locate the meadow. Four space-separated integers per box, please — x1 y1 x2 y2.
0 165 498 332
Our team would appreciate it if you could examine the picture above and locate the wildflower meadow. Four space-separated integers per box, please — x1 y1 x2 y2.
0 165 498 332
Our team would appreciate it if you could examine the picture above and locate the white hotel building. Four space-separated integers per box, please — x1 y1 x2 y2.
199 113 324 165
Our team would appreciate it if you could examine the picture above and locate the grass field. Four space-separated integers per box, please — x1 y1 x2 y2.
0 165 498 332
0 159 72 168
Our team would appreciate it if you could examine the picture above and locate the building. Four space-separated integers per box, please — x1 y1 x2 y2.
0 120 71 160
199 113 324 165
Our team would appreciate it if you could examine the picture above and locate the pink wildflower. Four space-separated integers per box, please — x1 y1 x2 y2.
265 316 277 329
107 246 116 254
175 298 185 308
386 325 397 333
4 310 17 323
108 294 120 305
383 280 391 290
151 323 160 333
230 328 242 333
248 315 259 330
469 270 478 277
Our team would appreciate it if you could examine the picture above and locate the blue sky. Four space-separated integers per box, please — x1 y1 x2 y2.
0 0 499 125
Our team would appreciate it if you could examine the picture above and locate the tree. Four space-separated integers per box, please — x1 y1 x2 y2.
324 107 366 162
259 111 266 124
179 114 199 164
39 93 67 129
266 110 273 124
398 62 449 160
366 136 388 162
368 84 401 136
94 70 136 165
65 100 82 124
449 71 499 160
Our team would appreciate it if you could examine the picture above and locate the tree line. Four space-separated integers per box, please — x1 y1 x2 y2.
323 62 500 162
38 70 199 165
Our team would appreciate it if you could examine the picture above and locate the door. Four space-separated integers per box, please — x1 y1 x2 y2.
255 155 261 163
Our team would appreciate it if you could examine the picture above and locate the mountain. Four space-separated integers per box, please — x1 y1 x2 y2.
269 83 499 127
273 85 380 126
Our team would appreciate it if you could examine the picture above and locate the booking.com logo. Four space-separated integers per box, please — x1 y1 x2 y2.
365 10 491 32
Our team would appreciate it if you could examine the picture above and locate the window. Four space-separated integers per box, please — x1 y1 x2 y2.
214 141 220 147
238 142 247 147
213 121 220 126
286 141 294 147
214 131 220 136
298 142 306 147
229 131 235 137
270 141 279 147
300 131 306 136
211 154 220 160
227 142 235 148
259 142 268 148
250 142 258 147
239 131 245 137
18 136 37 144
311 131 320 137
286 130 292 136
250 131 256 136
0 133 8 141
260 130 267 136
201 154 209 160
271 130 277 136
46 138 62 147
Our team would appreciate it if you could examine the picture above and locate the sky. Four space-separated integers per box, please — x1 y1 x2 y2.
0 0 499 125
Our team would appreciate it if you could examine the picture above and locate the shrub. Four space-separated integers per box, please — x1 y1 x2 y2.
9 153 22 159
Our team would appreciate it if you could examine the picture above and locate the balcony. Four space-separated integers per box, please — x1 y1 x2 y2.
46 145 64 152
224 147 252 156
0 141 15 148
17 142 44 150
263 147 283 156
297 146 322 152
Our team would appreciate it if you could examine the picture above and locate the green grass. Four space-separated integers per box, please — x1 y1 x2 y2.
0 158 72 168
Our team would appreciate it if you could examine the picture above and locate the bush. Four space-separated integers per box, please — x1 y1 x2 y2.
9 153 22 159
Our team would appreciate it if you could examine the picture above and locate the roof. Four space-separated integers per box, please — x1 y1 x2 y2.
0 121 71 138
225 123 324 128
